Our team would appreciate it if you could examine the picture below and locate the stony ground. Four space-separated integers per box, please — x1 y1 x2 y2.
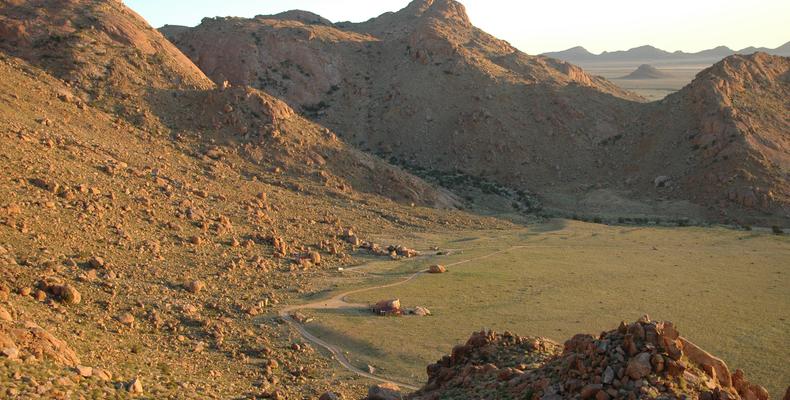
0 49 508 399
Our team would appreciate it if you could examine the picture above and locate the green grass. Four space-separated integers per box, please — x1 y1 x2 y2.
301 220 790 397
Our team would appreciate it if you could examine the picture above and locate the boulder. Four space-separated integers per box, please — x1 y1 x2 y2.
680 337 732 387
372 299 401 316
580 384 602 399
309 251 321 265
38 279 82 305
76 365 93 377
428 264 447 273
56 285 81 305
625 352 652 379
367 383 402 400
0 306 12 322
654 176 671 188
0 320 80 366
127 377 143 394
185 280 206 293
412 306 431 316
88 256 106 269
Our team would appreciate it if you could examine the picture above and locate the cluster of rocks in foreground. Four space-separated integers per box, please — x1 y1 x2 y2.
363 316 782 400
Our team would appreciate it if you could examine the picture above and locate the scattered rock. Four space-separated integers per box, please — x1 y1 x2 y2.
581 383 603 399
127 377 143 394
53 284 81 305
625 352 652 379
410 306 431 316
88 256 106 269
654 176 671 188
308 251 321 265
0 306 12 322
185 280 206 294
93 368 112 381
367 383 402 400
428 264 447 273
76 365 93 377
34 289 47 301
319 392 340 400
1 346 19 360
118 313 135 326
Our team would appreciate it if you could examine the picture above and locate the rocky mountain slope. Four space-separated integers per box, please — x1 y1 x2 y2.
398 317 772 400
0 0 459 208
0 0 506 398
161 0 656 213
643 53 790 218
163 0 789 225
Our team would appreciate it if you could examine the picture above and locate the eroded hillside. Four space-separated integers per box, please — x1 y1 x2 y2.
0 0 507 398
165 0 790 225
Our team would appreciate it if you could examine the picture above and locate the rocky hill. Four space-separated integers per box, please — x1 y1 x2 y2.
165 0 789 224
397 317 772 400
644 53 790 219
0 0 506 398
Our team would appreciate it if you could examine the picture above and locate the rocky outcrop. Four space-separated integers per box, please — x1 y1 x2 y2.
0 319 81 367
408 317 770 400
0 0 214 92
666 53 790 217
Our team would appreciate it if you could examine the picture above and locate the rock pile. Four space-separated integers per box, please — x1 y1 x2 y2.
409 317 771 400
343 229 420 260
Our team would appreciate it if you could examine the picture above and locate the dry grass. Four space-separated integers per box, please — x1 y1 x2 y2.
302 220 790 397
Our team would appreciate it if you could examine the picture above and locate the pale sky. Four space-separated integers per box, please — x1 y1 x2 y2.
125 0 790 55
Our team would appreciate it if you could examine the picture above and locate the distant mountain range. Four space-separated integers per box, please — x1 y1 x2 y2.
543 42 790 64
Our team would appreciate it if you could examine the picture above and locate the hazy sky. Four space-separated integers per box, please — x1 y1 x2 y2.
125 0 790 54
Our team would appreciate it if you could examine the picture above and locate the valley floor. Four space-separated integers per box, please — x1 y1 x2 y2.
292 220 789 398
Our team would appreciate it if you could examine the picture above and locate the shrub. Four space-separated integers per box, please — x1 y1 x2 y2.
772 225 784 235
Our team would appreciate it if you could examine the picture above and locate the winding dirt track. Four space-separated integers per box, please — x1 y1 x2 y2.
277 245 529 390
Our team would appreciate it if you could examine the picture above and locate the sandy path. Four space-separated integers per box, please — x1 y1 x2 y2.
276 245 529 391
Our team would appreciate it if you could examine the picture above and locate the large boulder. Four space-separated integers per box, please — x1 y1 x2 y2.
428 264 447 273
0 320 80 366
372 299 402 316
680 337 732 387
367 383 402 400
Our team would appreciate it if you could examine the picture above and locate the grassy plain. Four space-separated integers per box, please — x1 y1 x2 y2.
301 220 790 396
